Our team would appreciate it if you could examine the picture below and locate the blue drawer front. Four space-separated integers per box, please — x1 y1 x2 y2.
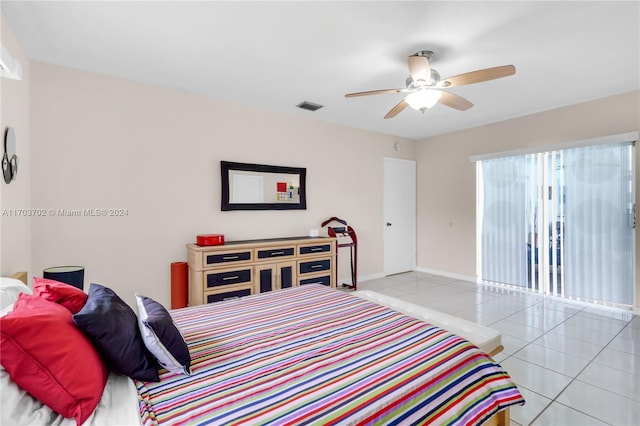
207 288 251 303
207 269 251 288
299 275 331 286
299 259 330 274
281 266 293 288
207 251 251 265
259 269 274 293
257 248 294 259
299 244 331 255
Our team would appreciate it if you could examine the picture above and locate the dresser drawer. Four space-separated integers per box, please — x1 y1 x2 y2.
187 237 336 306
256 247 295 260
205 268 252 288
205 250 252 266
205 287 252 303
299 259 331 275
299 275 331 287
298 243 333 256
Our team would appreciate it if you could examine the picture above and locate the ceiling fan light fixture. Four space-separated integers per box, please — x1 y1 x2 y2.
344 50 515 119
406 89 442 110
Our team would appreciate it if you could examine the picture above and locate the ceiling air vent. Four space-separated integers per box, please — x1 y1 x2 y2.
296 101 324 112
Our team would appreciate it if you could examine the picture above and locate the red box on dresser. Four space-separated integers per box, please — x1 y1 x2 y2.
196 234 225 246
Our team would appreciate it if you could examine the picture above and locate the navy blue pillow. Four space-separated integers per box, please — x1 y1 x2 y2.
136 294 191 375
73 283 159 382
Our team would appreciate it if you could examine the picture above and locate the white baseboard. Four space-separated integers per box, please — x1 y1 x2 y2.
415 268 640 313
347 269 476 284
353 268 640 313
356 272 386 282
338 272 386 284
414 267 477 283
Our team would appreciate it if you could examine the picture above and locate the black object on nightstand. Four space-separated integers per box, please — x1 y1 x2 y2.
43 266 85 290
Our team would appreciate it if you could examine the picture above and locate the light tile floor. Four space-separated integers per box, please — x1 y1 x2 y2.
355 271 640 426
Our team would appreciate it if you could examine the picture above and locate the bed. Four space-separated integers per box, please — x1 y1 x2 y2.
1 274 523 425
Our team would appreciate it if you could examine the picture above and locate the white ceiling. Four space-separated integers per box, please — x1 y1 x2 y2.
2 1 639 140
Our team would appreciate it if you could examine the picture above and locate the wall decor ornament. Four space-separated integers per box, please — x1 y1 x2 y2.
2 127 18 184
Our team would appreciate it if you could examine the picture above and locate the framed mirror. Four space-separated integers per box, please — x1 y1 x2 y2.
221 161 307 211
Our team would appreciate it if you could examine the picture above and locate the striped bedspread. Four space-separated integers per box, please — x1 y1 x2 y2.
136 285 524 425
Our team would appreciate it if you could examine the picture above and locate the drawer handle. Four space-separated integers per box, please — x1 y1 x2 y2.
271 251 285 255
306 281 323 285
311 265 323 269
223 296 240 301
223 275 240 280
310 248 323 251
223 255 239 260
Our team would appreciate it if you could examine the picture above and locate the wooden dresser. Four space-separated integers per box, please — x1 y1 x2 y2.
186 236 336 305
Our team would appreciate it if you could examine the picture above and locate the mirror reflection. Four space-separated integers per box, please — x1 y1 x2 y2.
230 170 300 204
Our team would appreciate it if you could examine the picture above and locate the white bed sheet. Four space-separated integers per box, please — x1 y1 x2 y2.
0 277 32 309
0 367 141 426
352 289 502 355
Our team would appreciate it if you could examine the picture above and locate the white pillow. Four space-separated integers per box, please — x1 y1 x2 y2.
135 293 192 375
0 277 32 310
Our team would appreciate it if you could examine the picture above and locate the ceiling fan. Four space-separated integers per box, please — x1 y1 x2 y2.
345 50 515 119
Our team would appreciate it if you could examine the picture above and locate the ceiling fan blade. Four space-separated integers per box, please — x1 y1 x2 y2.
441 65 516 87
438 91 473 111
345 88 405 98
408 55 431 83
384 99 409 119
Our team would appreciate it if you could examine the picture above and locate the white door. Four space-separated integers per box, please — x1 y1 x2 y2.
383 158 416 275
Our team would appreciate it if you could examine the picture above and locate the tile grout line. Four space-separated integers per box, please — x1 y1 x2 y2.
525 311 633 426
490 300 621 425
366 275 638 426
497 301 583 425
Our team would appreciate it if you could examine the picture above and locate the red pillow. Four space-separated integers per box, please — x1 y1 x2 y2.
0 294 108 425
33 277 88 314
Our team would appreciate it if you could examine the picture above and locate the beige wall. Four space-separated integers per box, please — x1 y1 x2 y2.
416 90 640 308
6 21 639 309
0 12 31 277
29 62 415 307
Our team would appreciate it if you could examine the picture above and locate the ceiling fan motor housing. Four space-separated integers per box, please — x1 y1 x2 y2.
406 69 440 89
413 50 434 60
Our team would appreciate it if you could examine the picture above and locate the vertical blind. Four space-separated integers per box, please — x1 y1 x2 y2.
479 155 529 287
479 141 634 306
563 143 634 304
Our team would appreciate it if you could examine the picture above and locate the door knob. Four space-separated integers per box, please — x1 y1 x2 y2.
386 222 392 226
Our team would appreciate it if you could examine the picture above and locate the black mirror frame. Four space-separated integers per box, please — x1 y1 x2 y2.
221 161 307 211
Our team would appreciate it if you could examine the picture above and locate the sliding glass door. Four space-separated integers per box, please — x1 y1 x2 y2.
563 143 634 304
479 155 529 288
478 141 634 306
